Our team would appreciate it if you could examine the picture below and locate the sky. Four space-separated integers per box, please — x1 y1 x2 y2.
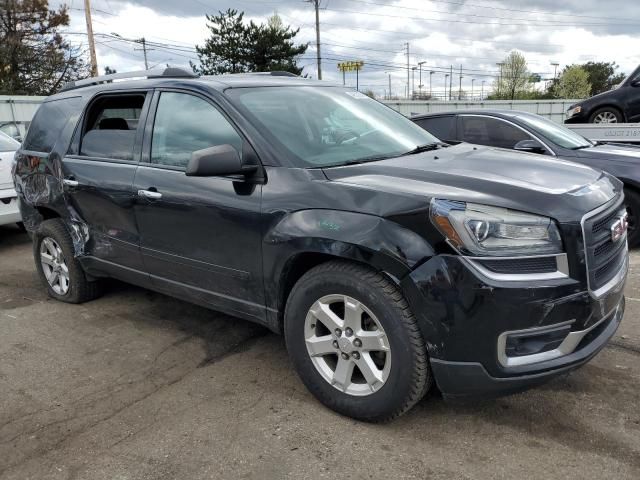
57 0 640 98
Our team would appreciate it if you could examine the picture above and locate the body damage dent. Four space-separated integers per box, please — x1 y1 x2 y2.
13 152 90 256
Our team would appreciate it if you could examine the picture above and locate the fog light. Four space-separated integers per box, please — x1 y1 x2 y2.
505 324 572 358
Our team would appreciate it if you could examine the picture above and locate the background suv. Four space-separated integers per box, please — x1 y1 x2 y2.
13 69 627 421
566 64 640 123
0 131 22 228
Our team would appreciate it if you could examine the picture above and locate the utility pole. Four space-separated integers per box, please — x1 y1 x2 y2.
405 42 410 99
444 74 449 101
307 1 322 79
388 73 392 99
458 65 463 100
471 79 475 100
429 71 434 97
135 37 150 69
84 0 98 76
481 80 485 100
449 65 453 101
411 67 417 99
418 61 425 96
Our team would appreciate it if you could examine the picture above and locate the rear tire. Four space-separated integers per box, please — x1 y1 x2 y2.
589 107 623 124
624 187 640 248
33 219 102 303
284 261 431 422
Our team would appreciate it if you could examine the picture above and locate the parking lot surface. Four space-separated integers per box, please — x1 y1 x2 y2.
0 224 639 480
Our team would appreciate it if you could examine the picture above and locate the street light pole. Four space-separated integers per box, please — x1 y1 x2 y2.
481 80 485 100
429 71 434 98
411 66 417 99
418 61 426 96
471 79 475 100
445 74 449 101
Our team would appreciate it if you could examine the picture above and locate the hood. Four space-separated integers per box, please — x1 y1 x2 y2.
0 150 16 191
322 143 620 222
576 143 640 162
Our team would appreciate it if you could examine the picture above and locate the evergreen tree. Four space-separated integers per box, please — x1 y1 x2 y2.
0 0 89 94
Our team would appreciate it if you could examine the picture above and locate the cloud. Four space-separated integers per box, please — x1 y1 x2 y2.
56 0 640 98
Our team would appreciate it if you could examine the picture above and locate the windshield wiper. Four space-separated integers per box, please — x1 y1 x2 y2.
401 142 446 155
321 154 395 168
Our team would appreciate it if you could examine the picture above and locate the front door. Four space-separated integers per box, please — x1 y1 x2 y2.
133 90 265 322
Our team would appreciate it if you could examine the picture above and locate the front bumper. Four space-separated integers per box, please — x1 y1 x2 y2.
431 300 623 399
400 251 626 400
0 188 21 226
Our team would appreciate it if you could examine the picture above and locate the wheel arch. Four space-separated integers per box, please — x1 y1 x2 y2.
589 104 626 122
263 209 435 331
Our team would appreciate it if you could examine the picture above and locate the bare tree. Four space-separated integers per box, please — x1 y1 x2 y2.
491 51 534 100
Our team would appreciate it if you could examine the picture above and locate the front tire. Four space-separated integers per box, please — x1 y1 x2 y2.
589 107 622 124
624 188 640 248
33 219 102 303
284 261 431 422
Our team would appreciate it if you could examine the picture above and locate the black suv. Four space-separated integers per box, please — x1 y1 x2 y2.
566 64 640 124
13 68 628 421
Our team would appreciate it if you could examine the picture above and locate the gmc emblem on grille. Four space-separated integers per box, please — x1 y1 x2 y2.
611 213 629 242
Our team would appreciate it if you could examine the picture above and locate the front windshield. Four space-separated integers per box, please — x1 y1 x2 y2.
227 86 439 167
515 114 592 149
0 131 19 152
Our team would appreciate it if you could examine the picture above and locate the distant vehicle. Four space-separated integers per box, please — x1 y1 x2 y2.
565 64 640 124
411 110 640 247
0 131 22 228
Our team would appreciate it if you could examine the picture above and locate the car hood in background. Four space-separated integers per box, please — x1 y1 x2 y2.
575 143 640 162
322 143 619 222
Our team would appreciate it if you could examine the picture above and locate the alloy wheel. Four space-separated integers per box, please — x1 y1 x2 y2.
40 237 70 295
593 111 618 123
304 294 391 396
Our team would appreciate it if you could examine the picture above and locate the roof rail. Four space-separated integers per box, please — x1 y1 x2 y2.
60 67 198 92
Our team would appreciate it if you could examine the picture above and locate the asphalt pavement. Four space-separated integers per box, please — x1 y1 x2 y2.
1 224 639 479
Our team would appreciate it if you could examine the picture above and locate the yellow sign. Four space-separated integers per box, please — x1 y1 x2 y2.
337 61 364 72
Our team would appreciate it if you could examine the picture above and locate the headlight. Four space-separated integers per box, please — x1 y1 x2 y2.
566 105 582 118
430 199 563 256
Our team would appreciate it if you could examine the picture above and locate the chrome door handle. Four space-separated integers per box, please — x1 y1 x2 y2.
63 178 79 187
137 189 162 200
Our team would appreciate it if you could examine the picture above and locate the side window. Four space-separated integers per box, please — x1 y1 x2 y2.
414 116 456 141
78 94 146 161
23 97 83 153
461 116 531 149
151 92 243 168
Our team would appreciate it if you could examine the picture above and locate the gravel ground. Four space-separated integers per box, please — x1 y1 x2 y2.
0 224 639 480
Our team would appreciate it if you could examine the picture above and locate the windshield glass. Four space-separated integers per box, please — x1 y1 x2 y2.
515 114 592 149
227 86 438 167
0 131 19 152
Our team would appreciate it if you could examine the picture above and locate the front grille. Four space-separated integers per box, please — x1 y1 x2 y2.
583 197 628 291
478 256 557 274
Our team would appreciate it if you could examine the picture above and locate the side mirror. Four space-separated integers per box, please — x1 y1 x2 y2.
185 144 257 177
631 78 640 88
514 139 546 154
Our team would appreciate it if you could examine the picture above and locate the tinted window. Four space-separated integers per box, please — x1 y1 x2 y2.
515 114 591 149
79 94 146 161
23 97 83 153
227 86 438 168
414 116 456 141
151 92 243 168
460 116 531 149
0 131 19 152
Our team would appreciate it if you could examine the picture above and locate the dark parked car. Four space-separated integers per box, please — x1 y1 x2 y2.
13 69 628 421
565 64 640 123
411 110 640 246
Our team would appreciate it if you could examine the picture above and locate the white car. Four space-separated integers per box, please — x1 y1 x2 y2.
0 131 21 227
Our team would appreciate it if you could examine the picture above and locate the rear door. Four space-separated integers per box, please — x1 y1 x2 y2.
458 115 533 149
62 91 150 279
133 89 265 322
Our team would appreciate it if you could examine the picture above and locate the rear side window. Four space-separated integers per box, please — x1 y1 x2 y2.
79 94 146 161
23 97 83 153
414 116 456 141
460 116 530 149
150 92 243 168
